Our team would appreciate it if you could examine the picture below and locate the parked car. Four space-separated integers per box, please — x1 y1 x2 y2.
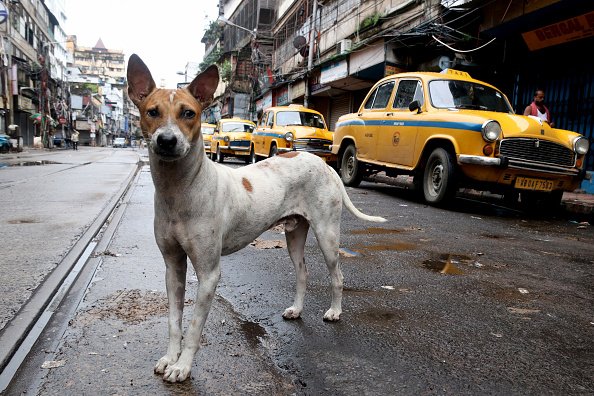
211 118 256 163
331 69 589 209
113 137 126 148
201 122 216 155
0 134 12 153
252 104 336 164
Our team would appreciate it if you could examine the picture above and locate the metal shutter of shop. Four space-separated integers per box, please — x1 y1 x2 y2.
328 95 351 131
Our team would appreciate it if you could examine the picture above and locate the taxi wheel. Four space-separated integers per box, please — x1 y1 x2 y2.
216 147 225 163
246 147 256 164
340 144 363 187
423 148 457 205
270 145 278 157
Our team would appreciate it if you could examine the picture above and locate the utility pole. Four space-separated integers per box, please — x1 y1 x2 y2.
304 0 318 108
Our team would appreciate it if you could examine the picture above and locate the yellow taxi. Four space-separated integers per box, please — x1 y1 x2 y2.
201 122 216 155
331 69 589 208
252 104 336 163
210 118 256 163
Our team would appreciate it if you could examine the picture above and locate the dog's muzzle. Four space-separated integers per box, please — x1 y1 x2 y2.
152 131 184 160
157 132 177 151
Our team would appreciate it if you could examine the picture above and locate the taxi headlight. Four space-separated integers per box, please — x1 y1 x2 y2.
481 120 502 142
224 136 230 143
284 132 294 142
574 136 589 155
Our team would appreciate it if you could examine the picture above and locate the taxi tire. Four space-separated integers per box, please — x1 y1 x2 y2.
270 145 278 157
423 148 457 205
246 148 256 164
216 147 225 163
340 144 363 187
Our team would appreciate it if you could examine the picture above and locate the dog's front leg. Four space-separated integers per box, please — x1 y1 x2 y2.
162 256 221 383
154 253 187 375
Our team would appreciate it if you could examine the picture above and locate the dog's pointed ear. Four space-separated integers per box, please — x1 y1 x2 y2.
127 54 156 107
186 65 219 107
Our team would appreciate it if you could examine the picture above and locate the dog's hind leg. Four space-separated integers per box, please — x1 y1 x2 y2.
162 253 221 383
154 253 188 375
283 217 310 319
312 221 343 322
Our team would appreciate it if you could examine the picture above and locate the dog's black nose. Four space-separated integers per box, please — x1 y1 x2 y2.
156 133 177 150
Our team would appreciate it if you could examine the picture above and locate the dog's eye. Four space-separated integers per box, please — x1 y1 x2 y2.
147 108 159 118
181 109 196 119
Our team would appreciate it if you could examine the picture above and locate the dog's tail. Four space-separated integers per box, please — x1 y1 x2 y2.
332 169 387 223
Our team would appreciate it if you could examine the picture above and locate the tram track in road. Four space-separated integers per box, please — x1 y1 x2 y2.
0 161 143 393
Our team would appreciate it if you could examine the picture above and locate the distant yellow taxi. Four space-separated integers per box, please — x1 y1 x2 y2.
252 104 335 163
201 122 216 155
211 118 256 163
331 69 589 208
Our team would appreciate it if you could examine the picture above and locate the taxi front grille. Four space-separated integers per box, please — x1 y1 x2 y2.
499 138 575 168
293 138 332 152
229 140 250 149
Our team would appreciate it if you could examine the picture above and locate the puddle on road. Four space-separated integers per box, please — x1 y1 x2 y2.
351 227 403 235
239 319 267 347
0 160 62 167
422 254 472 275
362 241 417 251
361 309 405 324
8 218 41 224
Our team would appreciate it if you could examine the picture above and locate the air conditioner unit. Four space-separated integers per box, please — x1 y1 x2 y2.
337 39 352 55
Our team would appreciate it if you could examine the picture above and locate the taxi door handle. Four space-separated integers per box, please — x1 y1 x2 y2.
386 112 394 116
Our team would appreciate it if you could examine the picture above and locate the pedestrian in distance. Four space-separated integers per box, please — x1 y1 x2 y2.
71 129 80 150
523 89 554 128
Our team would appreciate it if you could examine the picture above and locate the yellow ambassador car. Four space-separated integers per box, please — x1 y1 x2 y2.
332 69 589 208
201 122 216 155
252 104 336 163
210 118 256 163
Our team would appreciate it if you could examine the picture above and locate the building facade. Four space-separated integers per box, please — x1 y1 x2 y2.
203 0 594 173
0 0 127 149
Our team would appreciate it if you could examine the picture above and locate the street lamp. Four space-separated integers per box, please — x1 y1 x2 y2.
217 16 257 37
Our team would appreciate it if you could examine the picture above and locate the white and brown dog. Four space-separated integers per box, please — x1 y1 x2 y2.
127 54 386 382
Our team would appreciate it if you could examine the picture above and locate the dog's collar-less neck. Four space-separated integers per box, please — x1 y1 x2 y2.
150 146 210 191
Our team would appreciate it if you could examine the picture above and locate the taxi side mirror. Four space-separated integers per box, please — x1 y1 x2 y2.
409 100 422 114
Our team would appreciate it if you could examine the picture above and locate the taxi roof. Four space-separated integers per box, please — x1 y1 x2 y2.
380 68 498 90
265 104 323 114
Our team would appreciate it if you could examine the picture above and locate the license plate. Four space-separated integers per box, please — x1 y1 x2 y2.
515 177 553 192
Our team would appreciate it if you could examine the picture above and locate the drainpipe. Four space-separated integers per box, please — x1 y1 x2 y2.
304 0 318 108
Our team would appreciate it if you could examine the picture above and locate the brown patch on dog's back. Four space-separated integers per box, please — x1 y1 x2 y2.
279 152 300 158
242 177 253 192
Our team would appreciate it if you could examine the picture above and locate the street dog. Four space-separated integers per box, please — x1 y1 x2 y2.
127 53 386 383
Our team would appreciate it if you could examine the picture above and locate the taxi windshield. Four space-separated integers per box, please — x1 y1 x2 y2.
429 80 513 113
201 126 215 135
276 111 326 128
221 122 253 133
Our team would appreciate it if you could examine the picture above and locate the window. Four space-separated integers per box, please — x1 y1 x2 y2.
393 80 423 109
222 122 253 133
363 81 395 110
429 80 513 113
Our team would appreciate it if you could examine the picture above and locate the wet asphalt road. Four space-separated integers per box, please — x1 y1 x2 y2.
1 151 593 395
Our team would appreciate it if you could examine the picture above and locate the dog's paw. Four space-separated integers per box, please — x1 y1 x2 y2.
282 306 302 319
323 308 341 322
163 363 192 383
154 355 177 374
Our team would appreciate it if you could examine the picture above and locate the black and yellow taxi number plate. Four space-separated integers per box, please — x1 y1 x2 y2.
515 177 553 192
